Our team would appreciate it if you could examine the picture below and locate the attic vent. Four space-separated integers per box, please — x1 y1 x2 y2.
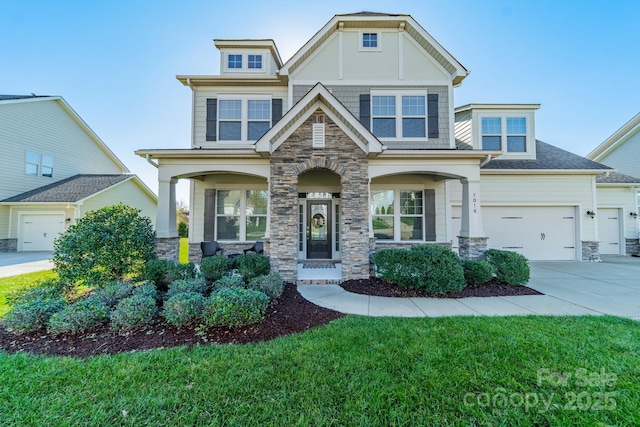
312 123 325 149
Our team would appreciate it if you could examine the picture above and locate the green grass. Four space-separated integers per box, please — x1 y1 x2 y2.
0 270 57 318
179 237 189 264
1 315 638 426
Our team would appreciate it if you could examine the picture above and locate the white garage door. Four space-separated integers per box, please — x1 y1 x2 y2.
452 206 577 260
598 208 621 255
20 214 65 251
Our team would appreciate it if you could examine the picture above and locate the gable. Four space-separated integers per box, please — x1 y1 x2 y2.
588 114 640 179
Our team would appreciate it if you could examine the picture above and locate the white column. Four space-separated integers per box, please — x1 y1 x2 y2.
459 179 485 238
157 177 178 238
264 177 271 238
368 178 374 238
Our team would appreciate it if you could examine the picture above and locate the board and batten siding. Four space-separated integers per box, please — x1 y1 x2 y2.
596 131 640 179
0 100 125 201
78 179 157 228
596 186 639 239
448 174 598 240
192 86 288 148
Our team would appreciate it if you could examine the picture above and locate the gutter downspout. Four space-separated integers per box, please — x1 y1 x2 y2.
480 154 492 167
145 154 158 168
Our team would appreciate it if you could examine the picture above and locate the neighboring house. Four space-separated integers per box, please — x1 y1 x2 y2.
136 12 639 283
0 95 157 252
586 113 640 253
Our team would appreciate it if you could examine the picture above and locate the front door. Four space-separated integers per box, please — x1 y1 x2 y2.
307 201 331 259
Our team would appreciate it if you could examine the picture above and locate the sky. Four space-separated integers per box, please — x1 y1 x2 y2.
2 0 639 205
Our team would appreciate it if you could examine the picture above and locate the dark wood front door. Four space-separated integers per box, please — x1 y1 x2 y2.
307 201 331 259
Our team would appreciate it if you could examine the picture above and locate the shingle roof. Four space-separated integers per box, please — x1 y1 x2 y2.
595 171 640 184
0 94 51 101
482 140 612 171
1 174 131 203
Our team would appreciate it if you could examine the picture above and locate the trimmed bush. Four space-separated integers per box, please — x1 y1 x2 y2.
166 278 209 298
213 275 245 291
373 245 465 294
163 292 205 327
203 287 269 328
462 260 494 285
90 281 133 307
248 273 284 299
142 259 175 292
232 253 270 281
47 298 110 335
53 203 156 287
170 262 197 281
132 282 158 300
110 295 157 331
483 249 530 285
3 296 66 333
200 255 233 284
6 279 63 308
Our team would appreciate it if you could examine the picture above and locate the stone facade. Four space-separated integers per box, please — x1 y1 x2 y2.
0 238 17 252
626 238 640 256
156 237 180 262
269 110 370 282
457 236 488 260
581 240 601 262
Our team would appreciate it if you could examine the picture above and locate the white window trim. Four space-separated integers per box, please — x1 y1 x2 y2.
25 150 54 178
371 187 426 242
370 89 429 141
359 31 382 51
217 94 272 143
215 187 268 242
222 52 267 73
475 111 536 159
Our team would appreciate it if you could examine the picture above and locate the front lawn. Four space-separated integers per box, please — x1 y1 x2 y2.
0 270 56 318
1 315 638 425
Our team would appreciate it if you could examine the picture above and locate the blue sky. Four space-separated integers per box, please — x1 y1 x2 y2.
2 0 639 204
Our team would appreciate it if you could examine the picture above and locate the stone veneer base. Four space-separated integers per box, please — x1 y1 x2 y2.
626 238 640 256
458 236 488 260
156 237 180 262
581 241 601 262
0 238 17 252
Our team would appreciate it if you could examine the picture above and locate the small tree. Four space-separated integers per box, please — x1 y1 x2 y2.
53 203 156 287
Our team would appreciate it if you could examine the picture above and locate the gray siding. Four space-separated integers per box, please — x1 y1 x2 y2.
293 84 450 149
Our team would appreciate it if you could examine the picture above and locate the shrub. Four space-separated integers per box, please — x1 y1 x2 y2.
248 273 285 299
90 281 133 307
163 292 205 327
142 259 175 292
47 298 110 335
3 296 66 333
483 249 530 285
53 203 156 287
178 220 189 238
166 278 209 298
232 253 270 281
5 279 64 308
132 282 158 300
200 255 233 283
213 275 245 291
203 287 269 328
170 262 197 281
110 294 157 331
373 245 465 294
462 260 494 285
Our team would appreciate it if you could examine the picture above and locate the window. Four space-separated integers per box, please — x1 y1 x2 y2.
248 54 262 69
372 190 425 241
481 116 527 152
216 189 267 241
41 155 54 177
362 33 378 48
25 151 39 175
218 97 271 142
228 54 242 69
372 92 427 139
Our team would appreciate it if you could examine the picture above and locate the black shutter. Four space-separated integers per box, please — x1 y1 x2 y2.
424 189 436 241
427 94 439 139
359 94 371 131
206 98 217 141
271 99 282 126
204 189 216 241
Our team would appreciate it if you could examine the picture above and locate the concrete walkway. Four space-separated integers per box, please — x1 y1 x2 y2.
0 252 54 278
298 255 640 320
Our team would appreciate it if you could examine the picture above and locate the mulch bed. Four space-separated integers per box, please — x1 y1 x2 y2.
0 279 542 358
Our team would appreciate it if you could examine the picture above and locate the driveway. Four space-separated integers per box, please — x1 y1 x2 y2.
0 252 54 278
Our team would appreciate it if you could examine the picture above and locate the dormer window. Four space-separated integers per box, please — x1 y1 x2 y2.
248 54 262 69
360 31 381 51
481 116 527 152
228 54 242 69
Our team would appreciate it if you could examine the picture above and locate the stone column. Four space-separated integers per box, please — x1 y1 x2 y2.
458 179 488 260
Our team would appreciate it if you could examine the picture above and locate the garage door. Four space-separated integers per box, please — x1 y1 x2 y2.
452 206 577 260
20 214 65 251
598 208 621 255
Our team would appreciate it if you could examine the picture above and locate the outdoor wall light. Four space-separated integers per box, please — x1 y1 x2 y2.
586 210 596 219
630 212 638 218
